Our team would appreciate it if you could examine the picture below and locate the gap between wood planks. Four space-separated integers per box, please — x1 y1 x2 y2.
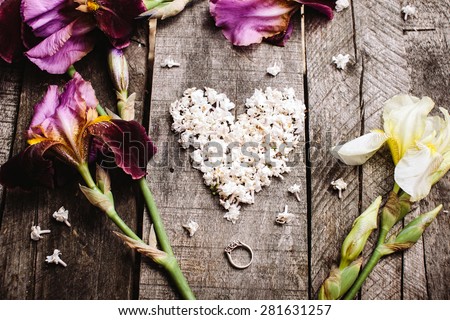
132 18 158 300
299 5 314 300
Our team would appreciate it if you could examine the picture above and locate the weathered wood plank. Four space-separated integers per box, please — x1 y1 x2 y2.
0 65 59 299
0 61 22 214
352 0 412 300
140 0 308 299
306 6 363 298
402 0 450 31
404 26 450 299
0 26 148 299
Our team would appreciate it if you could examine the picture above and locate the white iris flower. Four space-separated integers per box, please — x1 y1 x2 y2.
332 94 450 201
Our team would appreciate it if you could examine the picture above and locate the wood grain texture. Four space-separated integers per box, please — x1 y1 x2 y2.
405 26 450 299
401 0 450 31
306 5 363 298
352 0 412 300
139 0 308 299
0 0 449 301
0 62 22 212
0 27 148 299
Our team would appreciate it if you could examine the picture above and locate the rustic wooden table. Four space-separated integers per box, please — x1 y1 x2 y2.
0 0 449 299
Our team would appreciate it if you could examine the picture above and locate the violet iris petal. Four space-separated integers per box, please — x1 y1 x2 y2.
88 119 157 180
21 0 79 38
27 72 99 166
0 72 98 189
21 0 146 73
210 0 299 46
209 0 335 46
0 0 23 63
25 17 96 74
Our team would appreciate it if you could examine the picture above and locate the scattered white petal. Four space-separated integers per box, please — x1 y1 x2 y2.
170 87 305 222
53 206 71 227
335 0 350 12
288 184 302 202
183 220 199 237
401 4 416 21
161 57 180 68
45 249 67 267
30 225 51 241
331 178 348 199
224 204 241 224
332 54 350 70
276 205 295 224
266 63 281 77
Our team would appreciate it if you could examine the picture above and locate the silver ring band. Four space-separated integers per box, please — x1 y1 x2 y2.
224 240 253 269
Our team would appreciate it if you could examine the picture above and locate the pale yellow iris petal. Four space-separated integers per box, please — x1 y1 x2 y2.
383 95 434 160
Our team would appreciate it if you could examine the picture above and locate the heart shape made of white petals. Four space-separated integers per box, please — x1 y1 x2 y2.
170 87 305 223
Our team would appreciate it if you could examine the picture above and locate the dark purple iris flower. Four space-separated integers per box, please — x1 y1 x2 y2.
0 73 156 189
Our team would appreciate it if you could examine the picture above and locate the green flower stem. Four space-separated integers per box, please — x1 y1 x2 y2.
342 200 393 299
78 163 141 241
138 178 173 255
143 0 167 10
341 182 403 300
68 66 194 299
67 65 76 78
393 182 401 194
162 256 196 300
104 77 174 256
342 248 384 300
78 163 195 299
96 105 108 116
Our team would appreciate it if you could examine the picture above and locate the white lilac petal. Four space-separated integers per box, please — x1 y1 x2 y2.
331 178 348 199
335 0 350 12
182 220 199 237
276 205 295 224
224 204 241 224
401 5 416 21
288 184 301 194
332 54 350 70
45 249 67 267
288 184 302 202
53 206 71 227
30 226 51 241
160 57 180 68
267 63 281 77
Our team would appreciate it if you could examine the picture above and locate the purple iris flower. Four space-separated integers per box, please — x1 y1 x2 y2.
210 0 335 46
0 73 156 189
21 0 147 73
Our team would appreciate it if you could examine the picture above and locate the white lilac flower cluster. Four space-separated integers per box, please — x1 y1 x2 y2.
170 87 305 223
